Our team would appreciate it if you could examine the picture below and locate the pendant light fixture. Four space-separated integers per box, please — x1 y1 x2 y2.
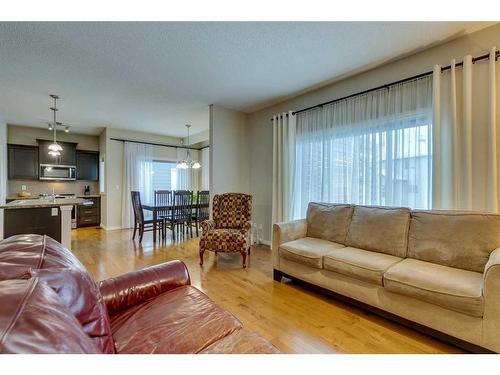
176 124 201 169
48 94 63 157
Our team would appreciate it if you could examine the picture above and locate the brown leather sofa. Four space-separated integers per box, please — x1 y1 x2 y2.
0 234 278 354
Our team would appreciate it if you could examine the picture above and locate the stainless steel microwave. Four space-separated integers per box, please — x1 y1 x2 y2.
39 164 76 181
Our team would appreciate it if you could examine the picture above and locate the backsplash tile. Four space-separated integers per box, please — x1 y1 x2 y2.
8 180 99 198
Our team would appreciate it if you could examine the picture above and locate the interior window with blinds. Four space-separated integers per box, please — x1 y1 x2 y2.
293 76 433 219
152 160 178 191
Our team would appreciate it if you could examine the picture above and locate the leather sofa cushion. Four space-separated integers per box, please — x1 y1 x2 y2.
279 237 345 269
0 279 101 354
0 235 114 353
384 258 484 317
324 247 402 285
345 206 410 257
110 285 242 353
408 210 500 273
200 328 279 354
306 202 354 244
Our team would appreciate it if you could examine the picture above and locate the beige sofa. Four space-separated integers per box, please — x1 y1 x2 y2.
272 202 500 352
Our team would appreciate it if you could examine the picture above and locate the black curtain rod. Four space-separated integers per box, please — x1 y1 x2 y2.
110 137 207 151
270 50 499 120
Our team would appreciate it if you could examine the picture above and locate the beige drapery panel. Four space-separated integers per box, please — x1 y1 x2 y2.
272 111 296 225
432 47 499 212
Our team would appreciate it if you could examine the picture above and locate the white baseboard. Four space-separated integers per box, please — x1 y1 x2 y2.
260 239 271 246
100 224 122 231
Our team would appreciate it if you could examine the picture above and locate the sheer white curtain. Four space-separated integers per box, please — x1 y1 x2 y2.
433 47 499 212
293 77 433 219
176 148 200 190
272 111 296 224
121 142 153 228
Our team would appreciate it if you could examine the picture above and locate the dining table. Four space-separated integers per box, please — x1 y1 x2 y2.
141 202 208 243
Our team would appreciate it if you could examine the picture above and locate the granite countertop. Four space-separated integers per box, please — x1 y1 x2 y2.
7 194 101 200
0 198 86 209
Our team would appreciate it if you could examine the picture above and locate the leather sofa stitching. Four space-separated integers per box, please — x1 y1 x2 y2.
0 278 38 347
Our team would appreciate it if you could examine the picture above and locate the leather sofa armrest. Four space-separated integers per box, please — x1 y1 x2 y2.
200 219 216 233
98 260 191 317
483 248 500 351
272 219 307 268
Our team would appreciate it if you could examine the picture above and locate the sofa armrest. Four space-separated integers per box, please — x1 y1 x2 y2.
483 248 500 351
272 219 307 269
98 260 191 317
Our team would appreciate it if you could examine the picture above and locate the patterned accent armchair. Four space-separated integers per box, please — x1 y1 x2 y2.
199 193 252 268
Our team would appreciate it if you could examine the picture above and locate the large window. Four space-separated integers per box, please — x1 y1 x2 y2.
151 160 178 191
293 76 433 218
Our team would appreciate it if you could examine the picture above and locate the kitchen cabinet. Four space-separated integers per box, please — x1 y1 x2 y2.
37 139 77 165
4 207 61 241
76 150 99 181
77 197 100 227
8 144 39 180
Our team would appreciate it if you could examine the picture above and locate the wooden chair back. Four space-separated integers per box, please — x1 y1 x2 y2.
155 190 172 218
196 190 210 222
173 190 193 223
131 191 144 224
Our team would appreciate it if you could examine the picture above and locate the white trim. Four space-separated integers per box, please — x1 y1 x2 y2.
260 239 271 247
100 224 122 231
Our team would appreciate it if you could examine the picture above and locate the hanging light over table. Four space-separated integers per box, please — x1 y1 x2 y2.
177 124 201 169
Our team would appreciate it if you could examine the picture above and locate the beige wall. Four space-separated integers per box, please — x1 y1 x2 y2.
247 23 500 242
8 125 99 150
0 120 6 239
209 105 249 195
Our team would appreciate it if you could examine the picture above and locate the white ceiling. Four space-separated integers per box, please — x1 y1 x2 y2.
0 22 493 136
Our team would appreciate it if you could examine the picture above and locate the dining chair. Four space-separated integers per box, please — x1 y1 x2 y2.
194 190 210 237
172 190 193 239
131 191 162 243
154 190 172 240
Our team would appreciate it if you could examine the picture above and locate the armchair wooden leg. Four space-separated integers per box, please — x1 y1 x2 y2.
199 249 205 266
242 251 247 268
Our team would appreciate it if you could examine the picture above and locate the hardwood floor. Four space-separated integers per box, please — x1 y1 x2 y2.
71 227 464 354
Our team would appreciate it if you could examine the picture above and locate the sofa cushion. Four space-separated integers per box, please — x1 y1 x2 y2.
383 258 484 317
0 278 101 354
110 285 242 353
408 210 500 273
0 235 114 353
323 247 402 285
200 328 279 354
345 205 410 257
279 237 345 269
306 202 354 244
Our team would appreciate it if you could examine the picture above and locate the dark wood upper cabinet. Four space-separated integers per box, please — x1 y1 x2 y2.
8 144 39 180
37 139 77 166
76 150 99 181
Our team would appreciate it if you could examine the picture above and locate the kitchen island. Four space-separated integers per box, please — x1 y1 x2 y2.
0 198 86 250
